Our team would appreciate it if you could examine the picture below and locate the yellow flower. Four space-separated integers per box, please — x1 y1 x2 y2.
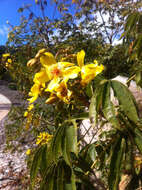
26 149 31 155
7 58 12 63
36 132 53 145
45 63 80 93
25 122 30 130
5 63 9 67
54 81 72 104
45 61 77 81
39 51 80 93
28 104 34 111
46 81 72 104
2 53 10 57
24 111 28 117
77 50 104 85
47 63 62 80
40 52 78 80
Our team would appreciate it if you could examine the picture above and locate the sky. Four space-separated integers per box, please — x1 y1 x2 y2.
0 0 122 46
0 0 57 45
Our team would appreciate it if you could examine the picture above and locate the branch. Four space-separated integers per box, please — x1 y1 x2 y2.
98 9 112 44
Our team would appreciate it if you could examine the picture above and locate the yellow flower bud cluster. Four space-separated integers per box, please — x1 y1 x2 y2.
27 48 46 67
36 132 53 145
24 104 34 130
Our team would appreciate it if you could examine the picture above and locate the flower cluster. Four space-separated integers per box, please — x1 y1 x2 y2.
27 49 104 107
2 53 12 68
36 132 53 145
24 104 34 130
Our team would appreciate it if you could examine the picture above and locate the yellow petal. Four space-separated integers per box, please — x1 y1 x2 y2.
55 81 72 104
95 64 104 75
7 59 12 63
94 60 98 66
27 95 38 104
40 52 56 66
2 53 10 57
81 64 104 85
58 62 74 68
28 104 34 111
27 58 37 67
77 50 85 68
81 65 97 85
30 83 41 96
56 90 72 104
45 93 58 104
62 66 80 80
35 48 46 59
24 111 28 117
55 80 67 92
45 77 60 92
33 69 49 84
26 149 31 155
27 83 41 103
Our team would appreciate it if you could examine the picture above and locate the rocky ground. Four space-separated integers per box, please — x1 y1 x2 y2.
0 80 29 190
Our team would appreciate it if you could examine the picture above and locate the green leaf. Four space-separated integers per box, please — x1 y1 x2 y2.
89 83 105 126
66 123 78 154
133 127 142 154
111 80 139 124
30 146 44 186
80 143 97 167
102 82 121 130
125 12 140 33
135 71 142 86
65 184 74 190
108 137 126 190
85 83 93 98
86 144 96 163
125 138 133 172
51 125 65 162
63 124 78 165
57 162 64 190
70 112 89 120
40 145 48 177
51 123 78 165
62 133 70 165
71 169 76 190
40 164 56 190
